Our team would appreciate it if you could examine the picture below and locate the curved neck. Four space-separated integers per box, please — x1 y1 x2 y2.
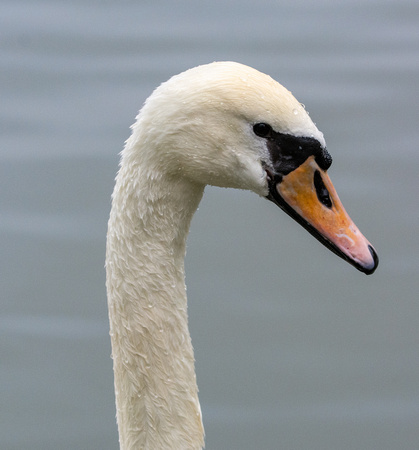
106 154 205 449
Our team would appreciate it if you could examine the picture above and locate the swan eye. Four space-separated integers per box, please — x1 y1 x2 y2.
253 123 272 138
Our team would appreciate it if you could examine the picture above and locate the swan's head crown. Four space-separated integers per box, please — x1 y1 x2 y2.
128 61 326 196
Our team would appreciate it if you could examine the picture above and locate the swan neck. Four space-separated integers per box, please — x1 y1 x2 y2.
106 158 205 449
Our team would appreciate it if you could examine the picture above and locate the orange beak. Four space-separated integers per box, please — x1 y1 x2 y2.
268 156 378 274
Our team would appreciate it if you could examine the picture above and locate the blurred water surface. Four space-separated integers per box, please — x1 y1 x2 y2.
1 1 419 449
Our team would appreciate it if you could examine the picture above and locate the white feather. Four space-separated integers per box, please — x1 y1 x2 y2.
106 61 325 449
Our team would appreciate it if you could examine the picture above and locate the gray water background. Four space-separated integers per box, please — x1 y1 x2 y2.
1 0 419 449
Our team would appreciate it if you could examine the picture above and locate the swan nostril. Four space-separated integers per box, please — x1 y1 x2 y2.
314 170 332 209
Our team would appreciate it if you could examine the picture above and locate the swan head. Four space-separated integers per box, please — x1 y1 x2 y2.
129 61 378 274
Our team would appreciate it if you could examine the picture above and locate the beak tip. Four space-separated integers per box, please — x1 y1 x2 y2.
361 245 379 275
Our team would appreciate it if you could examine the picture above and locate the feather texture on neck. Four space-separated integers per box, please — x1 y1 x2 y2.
106 133 205 448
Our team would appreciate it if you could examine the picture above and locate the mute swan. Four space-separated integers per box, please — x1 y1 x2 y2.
106 61 378 449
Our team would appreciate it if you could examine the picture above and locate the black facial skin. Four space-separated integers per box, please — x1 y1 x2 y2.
253 122 332 182
253 122 378 275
